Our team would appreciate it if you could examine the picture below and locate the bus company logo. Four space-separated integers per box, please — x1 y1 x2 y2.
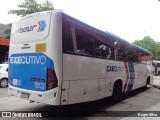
106 66 122 72
37 20 46 32
13 20 46 35
10 55 46 65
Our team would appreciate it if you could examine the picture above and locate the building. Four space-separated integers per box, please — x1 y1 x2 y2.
0 37 9 63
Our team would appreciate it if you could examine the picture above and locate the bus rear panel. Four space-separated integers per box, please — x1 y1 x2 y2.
9 11 62 105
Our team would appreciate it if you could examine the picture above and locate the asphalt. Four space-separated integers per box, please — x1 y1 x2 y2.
120 76 160 120
152 76 160 89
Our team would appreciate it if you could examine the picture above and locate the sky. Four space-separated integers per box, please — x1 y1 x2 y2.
1 0 160 43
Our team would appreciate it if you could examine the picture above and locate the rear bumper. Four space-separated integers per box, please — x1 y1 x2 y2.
8 85 61 105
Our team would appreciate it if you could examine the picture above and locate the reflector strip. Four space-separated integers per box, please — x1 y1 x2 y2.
38 94 42 97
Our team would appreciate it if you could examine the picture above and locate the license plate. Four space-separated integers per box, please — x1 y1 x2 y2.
21 92 29 99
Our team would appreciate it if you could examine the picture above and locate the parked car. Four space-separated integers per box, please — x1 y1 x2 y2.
0 63 8 88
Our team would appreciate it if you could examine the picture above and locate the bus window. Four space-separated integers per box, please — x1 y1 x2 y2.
116 48 126 61
130 49 140 63
75 25 94 56
114 42 140 63
114 42 127 61
65 20 75 53
95 41 111 59
94 34 112 59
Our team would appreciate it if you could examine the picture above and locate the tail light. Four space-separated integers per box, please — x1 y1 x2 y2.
47 68 58 90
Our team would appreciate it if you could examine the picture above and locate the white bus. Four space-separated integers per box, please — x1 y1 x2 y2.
152 60 160 75
8 11 154 105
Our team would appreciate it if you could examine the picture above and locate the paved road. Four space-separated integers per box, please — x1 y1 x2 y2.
0 87 9 98
153 76 160 87
0 85 160 120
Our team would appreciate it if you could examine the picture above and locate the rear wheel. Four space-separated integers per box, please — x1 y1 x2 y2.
112 82 122 102
144 77 150 89
0 78 8 88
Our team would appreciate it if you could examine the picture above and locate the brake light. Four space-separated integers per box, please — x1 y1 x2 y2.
38 94 42 97
47 68 58 90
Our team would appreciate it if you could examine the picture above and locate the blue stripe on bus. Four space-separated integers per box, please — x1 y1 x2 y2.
127 62 135 91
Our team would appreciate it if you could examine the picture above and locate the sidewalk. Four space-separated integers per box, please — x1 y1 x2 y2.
152 76 160 89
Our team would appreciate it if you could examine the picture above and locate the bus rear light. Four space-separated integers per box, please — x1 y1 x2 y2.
47 68 58 91
38 94 42 97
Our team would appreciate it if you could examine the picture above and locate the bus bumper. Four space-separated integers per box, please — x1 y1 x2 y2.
8 85 61 105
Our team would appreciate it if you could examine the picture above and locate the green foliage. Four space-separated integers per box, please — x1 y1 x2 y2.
40 0 54 11
133 36 160 59
2 23 12 39
156 42 160 59
8 0 54 17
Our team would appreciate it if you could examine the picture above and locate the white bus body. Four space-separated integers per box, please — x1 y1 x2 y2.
9 11 154 105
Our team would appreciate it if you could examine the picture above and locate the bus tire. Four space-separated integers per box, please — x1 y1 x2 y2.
0 78 8 88
112 81 122 102
144 77 150 89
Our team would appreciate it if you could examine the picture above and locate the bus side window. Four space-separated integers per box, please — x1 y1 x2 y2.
114 42 127 61
94 38 112 59
65 20 75 53
124 49 139 63
75 26 94 56
116 49 125 61
130 49 140 63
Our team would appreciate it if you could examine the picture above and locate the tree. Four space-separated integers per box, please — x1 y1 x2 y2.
40 0 54 12
133 36 160 59
8 0 54 17
2 24 12 39
156 42 160 59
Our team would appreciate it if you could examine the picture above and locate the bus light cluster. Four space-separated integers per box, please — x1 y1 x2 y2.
47 68 58 91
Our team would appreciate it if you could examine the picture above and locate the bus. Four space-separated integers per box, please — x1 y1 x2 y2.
8 10 154 105
152 60 160 75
